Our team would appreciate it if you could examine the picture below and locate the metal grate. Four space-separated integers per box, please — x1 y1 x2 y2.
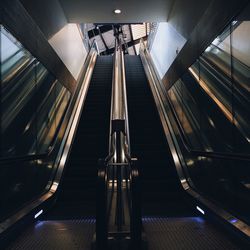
7 218 95 250
143 217 241 250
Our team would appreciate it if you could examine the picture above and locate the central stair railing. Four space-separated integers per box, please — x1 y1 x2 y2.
96 38 142 250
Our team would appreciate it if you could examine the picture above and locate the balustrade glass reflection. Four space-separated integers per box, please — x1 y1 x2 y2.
167 6 250 224
0 25 71 221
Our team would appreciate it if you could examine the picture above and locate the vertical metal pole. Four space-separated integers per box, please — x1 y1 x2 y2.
116 131 123 231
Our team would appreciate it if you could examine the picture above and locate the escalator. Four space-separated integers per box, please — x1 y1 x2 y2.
125 55 242 249
47 56 113 219
1 33 249 250
5 56 113 250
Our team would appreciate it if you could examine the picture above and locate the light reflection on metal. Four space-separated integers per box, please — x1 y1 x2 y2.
112 41 125 121
37 159 43 165
230 218 238 223
186 159 194 167
188 67 250 143
208 118 215 128
51 182 58 192
189 67 234 124
24 123 31 132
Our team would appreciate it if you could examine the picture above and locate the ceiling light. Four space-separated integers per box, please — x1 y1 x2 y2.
114 9 121 14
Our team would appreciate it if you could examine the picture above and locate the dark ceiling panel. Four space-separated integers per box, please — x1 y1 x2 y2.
59 0 173 23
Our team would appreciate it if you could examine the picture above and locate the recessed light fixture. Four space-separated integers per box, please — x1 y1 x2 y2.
114 9 121 14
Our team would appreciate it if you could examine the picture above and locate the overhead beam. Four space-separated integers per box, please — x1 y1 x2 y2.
96 26 109 53
100 35 147 55
121 26 128 54
88 25 113 38
129 24 137 55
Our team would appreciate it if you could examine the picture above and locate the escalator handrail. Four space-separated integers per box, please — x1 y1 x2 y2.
1 48 23 65
0 39 99 164
140 39 250 162
208 43 250 71
97 37 136 247
108 39 131 163
167 93 250 161
2 57 35 88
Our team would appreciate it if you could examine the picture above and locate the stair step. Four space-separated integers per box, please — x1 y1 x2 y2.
57 56 112 211
125 55 182 209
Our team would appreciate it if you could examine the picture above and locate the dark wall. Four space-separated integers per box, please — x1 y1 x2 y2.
168 0 210 39
1 0 76 93
20 0 67 40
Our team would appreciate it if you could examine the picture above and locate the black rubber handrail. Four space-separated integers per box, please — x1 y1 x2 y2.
142 45 250 162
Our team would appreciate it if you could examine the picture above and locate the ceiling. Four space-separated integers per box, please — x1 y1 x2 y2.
59 0 174 23
83 23 150 55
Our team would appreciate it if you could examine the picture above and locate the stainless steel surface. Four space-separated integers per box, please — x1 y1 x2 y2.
111 40 125 122
0 41 98 234
103 38 133 238
121 51 131 157
109 39 131 163
139 39 250 239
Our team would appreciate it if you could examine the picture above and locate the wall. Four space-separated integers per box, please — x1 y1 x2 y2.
218 21 250 67
49 24 88 80
150 22 186 78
